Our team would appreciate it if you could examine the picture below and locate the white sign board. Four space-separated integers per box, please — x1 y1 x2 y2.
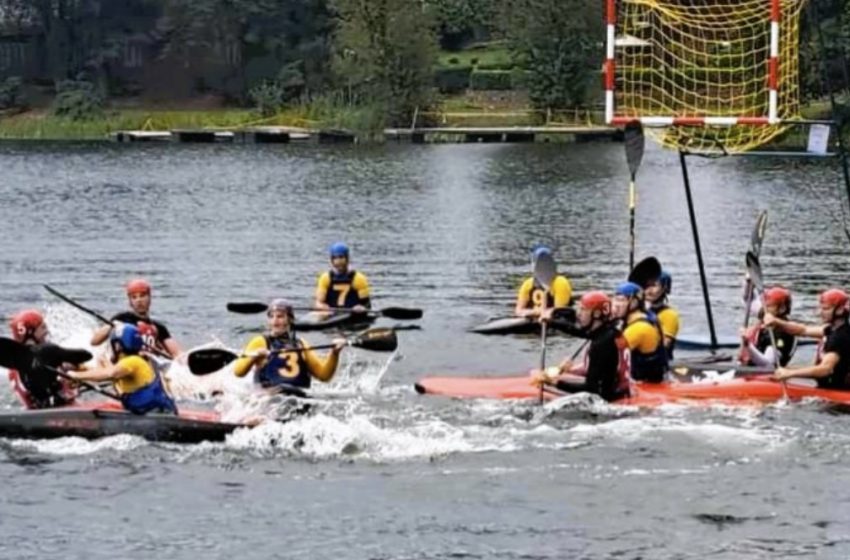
807 124 830 155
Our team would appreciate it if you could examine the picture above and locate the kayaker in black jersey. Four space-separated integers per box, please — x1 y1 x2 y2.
529 291 631 401
7 309 90 409
766 288 850 389
90 278 182 359
738 286 797 367
233 298 347 390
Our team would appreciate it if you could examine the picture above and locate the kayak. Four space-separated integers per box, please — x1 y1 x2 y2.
414 372 850 406
294 311 376 331
470 310 581 336
0 402 249 443
677 334 816 350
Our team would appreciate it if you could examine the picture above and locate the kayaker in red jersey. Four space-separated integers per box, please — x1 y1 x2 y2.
91 278 182 359
766 289 850 389
7 309 88 409
738 286 797 367
529 291 631 401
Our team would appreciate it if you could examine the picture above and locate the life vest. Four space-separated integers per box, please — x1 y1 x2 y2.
527 280 555 310
579 330 632 399
255 335 312 389
121 373 178 415
739 320 796 367
627 312 668 383
326 269 365 308
651 302 677 361
814 322 850 390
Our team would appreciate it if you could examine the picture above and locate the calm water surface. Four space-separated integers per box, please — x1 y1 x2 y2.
0 141 849 559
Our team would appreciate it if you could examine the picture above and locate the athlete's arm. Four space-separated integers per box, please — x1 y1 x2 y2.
314 272 331 310
300 339 344 382
232 336 268 378
551 276 572 309
774 352 839 380
353 272 371 309
515 278 536 317
764 314 825 339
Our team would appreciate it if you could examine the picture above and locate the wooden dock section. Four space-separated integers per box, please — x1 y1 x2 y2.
385 125 621 144
111 126 324 144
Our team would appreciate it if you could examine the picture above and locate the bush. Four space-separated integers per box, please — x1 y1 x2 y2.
0 77 22 110
469 70 512 90
435 67 472 93
249 81 285 116
52 79 103 120
448 57 459 64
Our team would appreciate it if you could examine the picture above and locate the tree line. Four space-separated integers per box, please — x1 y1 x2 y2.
0 0 847 127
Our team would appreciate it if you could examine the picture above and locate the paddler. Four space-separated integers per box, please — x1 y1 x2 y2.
91 278 182 359
529 291 631 401
233 298 347 390
642 270 679 360
315 242 371 312
515 245 572 320
766 288 850 389
738 286 796 367
7 309 86 409
612 281 668 382
68 323 178 414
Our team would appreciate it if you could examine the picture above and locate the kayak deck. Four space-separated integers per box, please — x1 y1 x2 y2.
0 403 247 443
294 311 376 331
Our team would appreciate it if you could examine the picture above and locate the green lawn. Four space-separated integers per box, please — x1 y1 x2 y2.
437 45 513 70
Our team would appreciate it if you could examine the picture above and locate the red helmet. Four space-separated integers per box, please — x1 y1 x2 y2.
764 286 791 312
126 278 151 296
820 288 849 311
580 291 611 315
9 309 45 343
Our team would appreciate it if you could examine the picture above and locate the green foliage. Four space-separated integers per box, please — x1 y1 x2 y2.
502 0 602 109
51 79 104 120
333 0 439 127
469 70 511 90
0 77 23 110
435 67 472 93
248 81 285 116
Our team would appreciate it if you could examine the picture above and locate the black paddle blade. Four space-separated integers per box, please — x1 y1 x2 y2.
624 120 645 178
351 328 398 352
33 343 92 367
379 307 423 320
188 348 240 375
745 251 764 292
533 252 557 291
0 337 34 371
227 302 269 314
751 211 768 258
628 256 662 287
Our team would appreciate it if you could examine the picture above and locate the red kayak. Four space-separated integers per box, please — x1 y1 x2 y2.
414 374 850 407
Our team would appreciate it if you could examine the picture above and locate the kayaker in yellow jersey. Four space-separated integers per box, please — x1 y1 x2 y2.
68 323 177 414
515 245 572 319
233 299 347 390
642 270 679 360
612 281 668 383
767 289 850 390
315 242 371 312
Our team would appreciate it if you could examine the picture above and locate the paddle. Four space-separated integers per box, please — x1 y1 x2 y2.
627 256 662 287
624 120 646 272
533 251 557 404
739 211 769 360
187 327 399 376
43 284 172 360
0 337 121 402
226 302 422 320
745 251 788 400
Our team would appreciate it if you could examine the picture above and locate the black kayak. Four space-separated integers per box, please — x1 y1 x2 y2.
677 334 817 351
0 405 248 443
294 311 376 331
470 309 581 336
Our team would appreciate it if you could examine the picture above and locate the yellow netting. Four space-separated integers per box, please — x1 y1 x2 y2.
614 0 808 154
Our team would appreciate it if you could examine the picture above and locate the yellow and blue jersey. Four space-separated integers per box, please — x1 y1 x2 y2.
316 269 371 308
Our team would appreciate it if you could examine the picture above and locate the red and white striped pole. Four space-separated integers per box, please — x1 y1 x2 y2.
604 0 616 124
768 0 781 124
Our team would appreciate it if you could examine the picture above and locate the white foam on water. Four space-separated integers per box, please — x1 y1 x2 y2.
6 433 148 455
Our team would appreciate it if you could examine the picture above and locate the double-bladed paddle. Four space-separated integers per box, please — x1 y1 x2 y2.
0 337 121 402
624 121 646 272
226 302 423 320
740 211 769 349
745 251 788 400
187 327 399 376
533 251 557 405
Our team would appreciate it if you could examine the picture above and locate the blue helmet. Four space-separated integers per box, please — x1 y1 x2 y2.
329 242 349 258
658 271 672 294
531 244 552 261
615 281 643 298
110 323 144 354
